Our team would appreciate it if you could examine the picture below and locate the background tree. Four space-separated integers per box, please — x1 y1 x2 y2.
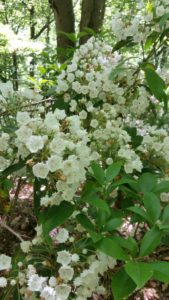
49 0 107 62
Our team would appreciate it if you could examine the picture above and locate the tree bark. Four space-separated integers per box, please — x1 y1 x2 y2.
12 52 18 91
80 0 106 45
49 0 75 63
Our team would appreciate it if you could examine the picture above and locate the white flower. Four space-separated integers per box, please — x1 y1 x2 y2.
106 157 113 165
0 156 9 171
16 112 31 125
44 112 60 131
47 155 63 172
54 109 66 120
0 133 9 152
33 163 49 179
0 277 7 287
40 286 56 300
55 228 69 243
16 126 32 143
0 254 11 271
71 254 79 262
20 241 32 253
28 274 47 292
49 276 57 287
55 284 71 300
26 264 36 277
57 251 72 266
10 279 16 286
26 135 44 153
79 110 87 120
0 81 13 97
59 266 74 282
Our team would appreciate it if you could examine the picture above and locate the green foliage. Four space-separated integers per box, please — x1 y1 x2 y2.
125 262 153 289
40 202 75 242
144 66 168 112
77 164 169 298
111 268 136 300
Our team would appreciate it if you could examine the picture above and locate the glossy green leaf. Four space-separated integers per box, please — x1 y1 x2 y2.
41 202 74 239
151 261 169 283
159 13 169 29
153 181 169 193
128 206 150 222
140 226 162 257
125 262 153 288
76 213 95 231
113 236 138 256
162 204 169 224
105 162 121 184
138 173 157 193
91 162 105 185
145 31 159 50
143 192 161 222
112 268 136 300
104 218 123 231
81 194 110 213
144 67 167 110
95 237 129 261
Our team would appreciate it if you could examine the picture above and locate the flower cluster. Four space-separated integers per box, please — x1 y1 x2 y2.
0 108 92 203
0 2 169 299
111 0 169 42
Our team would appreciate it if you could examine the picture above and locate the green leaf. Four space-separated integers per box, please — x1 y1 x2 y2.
57 30 77 42
162 204 169 224
83 27 96 35
143 192 161 222
145 31 159 50
89 231 103 243
76 213 95 232
140 226 162 257
153 181 169 193
81 193 110 213
1 158 27 178
104 218 123 231
125 262 153 288
113 236 138 256
37 66 46 75
96 210 110 227
120 186 141 200
159 13 169 29
40 202 74 240
138 173 157 193
109 66 125 80
108 178 135 193
91 162 105 185
112 268 136 300
105 162 121 184
128 206 150 222
144 67 167 110
95 237 129 261
113 36 134 52
126 127 143 148
151 261 169 283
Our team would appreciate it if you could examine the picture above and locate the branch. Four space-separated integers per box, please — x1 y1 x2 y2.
33 19 54 39
0 218 24 242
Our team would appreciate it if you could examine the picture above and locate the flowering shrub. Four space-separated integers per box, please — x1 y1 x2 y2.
0 1 169 299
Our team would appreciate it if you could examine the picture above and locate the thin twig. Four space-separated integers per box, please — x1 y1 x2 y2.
0 219 24 242
12 177 22 209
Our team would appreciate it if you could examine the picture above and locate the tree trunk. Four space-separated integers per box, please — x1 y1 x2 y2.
29 5 36 77
80 0 106 45
12 52 18 91
49 0 75 63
